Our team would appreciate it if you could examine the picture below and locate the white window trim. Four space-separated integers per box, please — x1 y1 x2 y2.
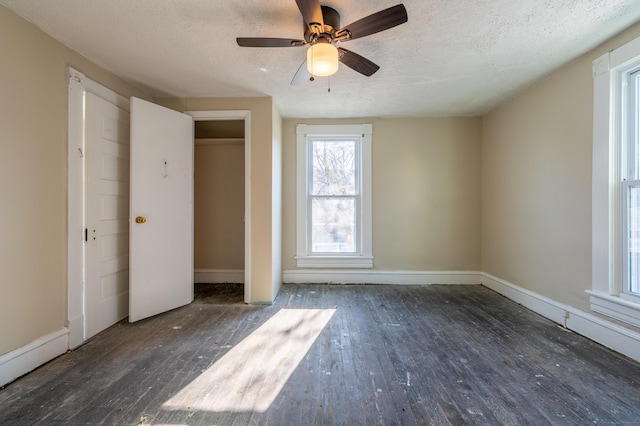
296 124 373 268
590 35 640 328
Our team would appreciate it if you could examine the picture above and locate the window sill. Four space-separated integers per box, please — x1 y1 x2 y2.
295 256 373 269
587 290 640 328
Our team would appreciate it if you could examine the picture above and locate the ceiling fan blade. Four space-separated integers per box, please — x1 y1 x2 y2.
337 4 408 41
237 37 304 47
338 47 380 77
291 59 313 85
295 0 324 27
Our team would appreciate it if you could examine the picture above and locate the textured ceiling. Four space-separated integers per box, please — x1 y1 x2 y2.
3 0 640 118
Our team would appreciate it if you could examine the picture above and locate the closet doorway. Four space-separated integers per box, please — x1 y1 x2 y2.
193 118 247 303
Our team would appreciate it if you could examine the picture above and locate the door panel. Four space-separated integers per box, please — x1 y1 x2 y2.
85 92 130 339
129 97 194 322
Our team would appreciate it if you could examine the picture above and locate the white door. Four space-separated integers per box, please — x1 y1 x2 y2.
85 92 131 339
129 97 194 322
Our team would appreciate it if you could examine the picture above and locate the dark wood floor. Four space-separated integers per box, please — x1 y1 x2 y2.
1 284 640 425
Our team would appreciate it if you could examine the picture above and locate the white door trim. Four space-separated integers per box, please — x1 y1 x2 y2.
187 110 252 303
67 67 130 348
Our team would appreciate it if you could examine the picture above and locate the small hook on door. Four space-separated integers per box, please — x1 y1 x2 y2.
161 160 168 178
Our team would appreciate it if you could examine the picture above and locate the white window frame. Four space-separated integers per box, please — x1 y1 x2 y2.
296 124 373 268
590 34 640 327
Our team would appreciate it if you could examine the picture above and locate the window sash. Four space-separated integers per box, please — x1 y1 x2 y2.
307 136 362 255
309 195 358 254
309 137 359 196
624 69 640 181
622 69 640 298
622 180 640 297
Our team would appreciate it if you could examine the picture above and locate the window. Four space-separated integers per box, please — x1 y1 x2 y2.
590 35 640 327
623 68 640 298
296 124 373 268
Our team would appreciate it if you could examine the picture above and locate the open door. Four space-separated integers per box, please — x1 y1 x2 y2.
129 97 194 322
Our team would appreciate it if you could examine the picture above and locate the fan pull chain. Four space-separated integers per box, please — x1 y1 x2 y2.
328 76 331 93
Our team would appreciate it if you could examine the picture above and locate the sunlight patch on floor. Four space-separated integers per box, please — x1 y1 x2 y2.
162 308 335 413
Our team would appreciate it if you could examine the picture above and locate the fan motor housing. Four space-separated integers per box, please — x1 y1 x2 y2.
304 5 340 42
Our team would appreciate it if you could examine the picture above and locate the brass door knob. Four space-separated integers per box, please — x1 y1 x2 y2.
135 216 147 224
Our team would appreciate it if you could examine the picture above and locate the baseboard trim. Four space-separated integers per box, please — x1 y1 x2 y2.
194 269 244 284
481 273 567 324
282 269 482 285
482 273 640 362
0 328 69 387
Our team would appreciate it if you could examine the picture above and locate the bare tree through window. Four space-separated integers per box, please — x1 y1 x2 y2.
310 137 358 253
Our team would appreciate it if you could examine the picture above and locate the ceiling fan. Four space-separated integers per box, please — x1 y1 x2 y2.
236 0 408 85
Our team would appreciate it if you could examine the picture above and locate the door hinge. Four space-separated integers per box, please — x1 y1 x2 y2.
84 228 88 242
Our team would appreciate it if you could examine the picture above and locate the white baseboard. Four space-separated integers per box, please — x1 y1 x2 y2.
0 328 69 387
195 269 244 284
282 269 482 285
482 273 640 362
481 273 567 324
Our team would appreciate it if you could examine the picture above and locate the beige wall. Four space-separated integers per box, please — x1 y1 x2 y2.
0 5 147 356
194 141 245 270
482 22 640 310
155 97 281 303
282 117 482 272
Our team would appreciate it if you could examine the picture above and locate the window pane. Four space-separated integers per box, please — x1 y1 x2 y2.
311 139 356 196
630 186 640 295
311 197 355 253
626 71 640 180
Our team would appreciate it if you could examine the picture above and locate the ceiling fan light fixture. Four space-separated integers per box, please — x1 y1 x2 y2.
307 42 339 77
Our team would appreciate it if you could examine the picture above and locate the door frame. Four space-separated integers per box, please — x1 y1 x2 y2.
67 68 131 348
187 110 252 304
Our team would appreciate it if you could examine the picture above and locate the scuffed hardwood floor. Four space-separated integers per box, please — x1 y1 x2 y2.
1 284 640 425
